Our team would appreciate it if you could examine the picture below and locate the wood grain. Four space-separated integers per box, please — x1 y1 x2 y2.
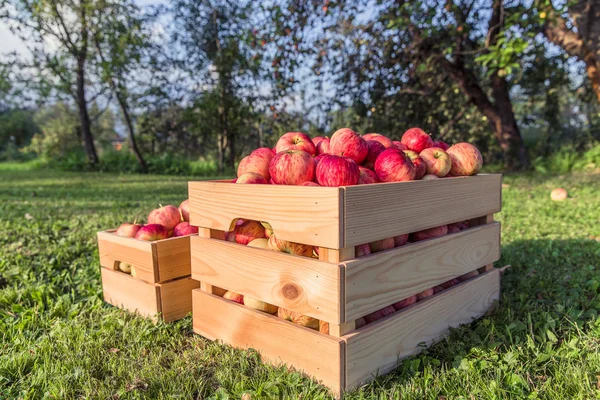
344 269 500 390
154 235 192 282
191 236 343 323
188 181 343 248
159 277 199 322
192 289 345 396
101 268 160 317
344 222 500 321
97 231 155 282
343 174 502 246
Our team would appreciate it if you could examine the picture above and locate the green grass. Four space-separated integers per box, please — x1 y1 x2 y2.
0 164 599 399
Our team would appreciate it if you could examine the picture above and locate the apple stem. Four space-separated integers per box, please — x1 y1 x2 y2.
133 218 138 225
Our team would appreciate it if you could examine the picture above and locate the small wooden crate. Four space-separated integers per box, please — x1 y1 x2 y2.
188 174 502 396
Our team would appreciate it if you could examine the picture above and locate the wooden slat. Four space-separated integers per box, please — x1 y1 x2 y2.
192 290 345 396
191 236 343 323
343 174 502 246
344 269 500 390
158 277 200 322
344 222 500 321
154 235 193 282
188 181 343 248
101 268 160 318
470 214 497 273
97 231 156 282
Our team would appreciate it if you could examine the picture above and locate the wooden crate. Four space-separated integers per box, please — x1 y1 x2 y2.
101 268 199 322
97 230 193 284
187 175 503 395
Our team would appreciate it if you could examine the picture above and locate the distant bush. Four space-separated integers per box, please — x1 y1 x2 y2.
533 143 600 174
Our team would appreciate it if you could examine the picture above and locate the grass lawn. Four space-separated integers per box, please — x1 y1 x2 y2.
0 164 599 399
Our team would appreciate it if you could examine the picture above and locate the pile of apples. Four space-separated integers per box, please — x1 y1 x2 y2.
236 127 483 186
112 200 198 274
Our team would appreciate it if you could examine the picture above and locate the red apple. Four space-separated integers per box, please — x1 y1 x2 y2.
422 174 441 181
447 143 483 176
316 155 360 187
410 225 448 242
173 222 198 237
393 234 409 247
178 200 190 222
458 270 479 282
374 149 415 182
115 223 142 238
364 305 396 324
314 153 327 168
363 133 394 149
268 235 314 257
433 285 445 294
235 220 266 245
416 288 434 301
440 278 460 289
432 140 450 151
369 237 395 253
392 140 408 151
316 137 330 155
358 166 379 185
237 147 275 181
355 243 371 257
312 136 326 147
329 128 369 164
363 140 386 169
420 147 452 177
224 231 236 242
243 296 278 314
275 132 316 155
392 295 417 310
135 224 168 241
301 181 320 186
148 205 181 230
401 127 433 153
223 290 244 304
277 307 319 330
402 150 426 179
269 150 315 185
447 221 469 233
236 172 268 184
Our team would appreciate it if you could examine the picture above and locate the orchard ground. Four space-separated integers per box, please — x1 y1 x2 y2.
0 163 599 399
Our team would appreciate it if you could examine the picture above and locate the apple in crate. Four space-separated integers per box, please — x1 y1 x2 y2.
268 235 314 257
173 222 198 237
422 174 440 181
135 224 168 241
247 238 269 249
363 140 386 170
312 136 326 147
260 221 274 238
369 237 395 253
236 172 268 184
394 234 408 247
392 140 407 150
363 133 393 149
355 317 367 329
416 288 434 301
178 200 190 222
447 142 483 176
410 225 448 242
115 222 142 238
316 137 330 155
223 290 244 304
148 205 181 230
392 295 417 310
237 148 274 181
374 149 415 182
118 262 132 274
235 220 266 245
329 128 368 164
301 181 320 186
269 150 315 185
402 150 426 180
316 155 359 187
400 127 433 153
420 147 452 177
432 140 450 151
358 166 379 185
275 132 316 156
355 243 371 257
364 305 396 324
440 278 460 289
458 270 479 282
244 296 278 314
278 307 319 330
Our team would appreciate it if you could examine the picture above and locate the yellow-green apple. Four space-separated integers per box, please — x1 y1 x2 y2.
392 295 417 310
416 288 434 300
243 296 278 314
275 132 316 155
363 140 386 169
393 234 409 247
268 235 314 257
410 225 448 242
447 143 483 176
277 307 319 330
118 262 132 274
358 166 379 185
269 150 315 185
135 224 168 241
319 320 329 334
374 149 415 182
260 222 273 238
316 155 359 187
421 174 440 181
178 199 190 222
364 305 396 324
419 147 452 177
551 188 568 201
355 243 371 257
363 133 394 149
315 137 330 155
355 317 367 328
402 150 426 179
301 181 320 186
458 270 479 281
236 172 268 184
248 238 269 249
223 290 244 304
329 128 369 164
432 140 450 151
173 222 198 237
148 205 181 230
369 237 395 253
115 222 142 238
400 127 433 153
237 147 275 181
235 220 266 245
392 140 408 150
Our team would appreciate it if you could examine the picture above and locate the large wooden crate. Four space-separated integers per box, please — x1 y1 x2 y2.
188 174 502 396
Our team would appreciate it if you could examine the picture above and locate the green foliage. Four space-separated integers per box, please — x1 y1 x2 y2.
533 143 600 174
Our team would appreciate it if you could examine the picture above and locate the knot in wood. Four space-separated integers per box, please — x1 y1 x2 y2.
282 283 300 300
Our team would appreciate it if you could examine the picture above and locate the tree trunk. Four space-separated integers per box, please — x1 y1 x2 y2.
117 94 147 172
76 58 98 165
